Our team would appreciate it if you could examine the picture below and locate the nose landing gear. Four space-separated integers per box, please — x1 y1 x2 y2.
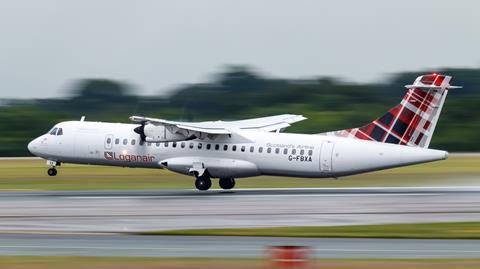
46 160 60 177
47 168 57 176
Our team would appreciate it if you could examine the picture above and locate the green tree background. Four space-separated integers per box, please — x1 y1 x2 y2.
1 66 478 156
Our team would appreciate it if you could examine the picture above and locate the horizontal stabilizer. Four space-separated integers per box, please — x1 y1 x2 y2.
405 85 462 90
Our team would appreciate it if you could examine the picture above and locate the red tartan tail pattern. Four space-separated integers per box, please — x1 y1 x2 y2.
325 74 453 148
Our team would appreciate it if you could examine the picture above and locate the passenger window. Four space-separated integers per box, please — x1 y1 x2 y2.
49 128 58 135
275 148 280 154
115 138 120 145
241 146 245 152
106 138 112 144
123 139 128 145
164 142 169 147
250 146 254 153
173 142 177 148
292 149 296 155
283 148 288 154
147 142 152 146
156 142 160 147
198 143 202 149
139 140 144 146
300 149 305 155
215 144 219 150
181 142 185 148
56 128 63 136
308 149 313 156
206 144 211 150
189 142 194 149
232 145 237 151
259 147 263 153
223 145 228 151
267 148 271 153
131 139 136 145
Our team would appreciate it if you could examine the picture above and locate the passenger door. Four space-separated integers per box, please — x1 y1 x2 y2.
320 141 335 172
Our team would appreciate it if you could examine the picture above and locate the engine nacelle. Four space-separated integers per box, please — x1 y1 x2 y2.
143 124 188 142
161 157 260 178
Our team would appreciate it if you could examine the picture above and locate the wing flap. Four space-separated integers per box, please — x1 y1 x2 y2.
176 124 232 135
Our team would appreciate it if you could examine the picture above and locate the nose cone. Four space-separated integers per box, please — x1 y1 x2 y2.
27 137 39 156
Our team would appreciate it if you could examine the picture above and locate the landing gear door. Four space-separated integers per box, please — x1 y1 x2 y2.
104 134 114 150
320 141 335 172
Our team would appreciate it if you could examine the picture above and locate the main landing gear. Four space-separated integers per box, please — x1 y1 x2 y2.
193 173 236 191
190 163 236 191
195 174 212 191
219 177 235 190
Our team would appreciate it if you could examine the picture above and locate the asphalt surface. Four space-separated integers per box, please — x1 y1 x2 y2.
1 233 480 258
1 187 480 232
2 187 480 258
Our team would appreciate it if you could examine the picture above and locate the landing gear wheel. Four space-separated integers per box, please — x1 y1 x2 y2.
195 176 212 191
219 178 235 190
47 168 57 176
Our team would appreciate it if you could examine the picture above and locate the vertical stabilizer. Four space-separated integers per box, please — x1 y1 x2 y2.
323 74 460 148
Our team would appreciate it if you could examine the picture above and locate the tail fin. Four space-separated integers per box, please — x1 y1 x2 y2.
324 74 460 148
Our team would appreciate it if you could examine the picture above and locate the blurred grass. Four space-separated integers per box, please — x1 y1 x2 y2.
0 257 258 269
0 155 478 191
141 222 480 239
2 257 480 269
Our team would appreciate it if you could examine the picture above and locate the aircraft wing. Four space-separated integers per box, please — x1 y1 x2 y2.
222 114 307 132
129 114 306 135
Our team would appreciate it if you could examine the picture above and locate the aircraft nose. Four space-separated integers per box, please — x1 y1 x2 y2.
27 137 39 155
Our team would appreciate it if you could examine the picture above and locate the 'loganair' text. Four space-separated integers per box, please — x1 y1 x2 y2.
104 151 155 162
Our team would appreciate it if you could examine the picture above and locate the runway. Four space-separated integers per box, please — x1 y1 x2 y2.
1 234 480 258
1 187 480 232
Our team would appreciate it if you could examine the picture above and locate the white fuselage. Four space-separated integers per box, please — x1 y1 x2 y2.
28 121 448 179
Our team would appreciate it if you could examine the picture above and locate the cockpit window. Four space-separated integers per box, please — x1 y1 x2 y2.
56 128 63 136
49 128 58 135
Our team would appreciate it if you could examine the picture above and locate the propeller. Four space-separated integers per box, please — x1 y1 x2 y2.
133 121 147 142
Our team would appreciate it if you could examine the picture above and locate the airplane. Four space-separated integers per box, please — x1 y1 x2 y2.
28 74 460 191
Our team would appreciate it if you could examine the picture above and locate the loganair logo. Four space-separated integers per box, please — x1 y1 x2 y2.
104 151 155 162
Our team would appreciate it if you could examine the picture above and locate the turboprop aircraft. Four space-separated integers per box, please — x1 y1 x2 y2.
28 74 460 190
